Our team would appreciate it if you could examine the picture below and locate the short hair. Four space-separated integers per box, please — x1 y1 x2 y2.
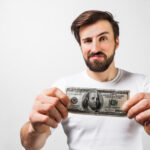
71 10 119 45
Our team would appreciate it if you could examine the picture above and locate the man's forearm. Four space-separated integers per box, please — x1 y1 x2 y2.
20 121 50 150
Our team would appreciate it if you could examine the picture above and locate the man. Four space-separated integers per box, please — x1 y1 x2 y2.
20 10 150 150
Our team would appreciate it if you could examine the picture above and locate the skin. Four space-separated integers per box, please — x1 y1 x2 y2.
20 19 150 150
20 88 71 150
79 20 119 82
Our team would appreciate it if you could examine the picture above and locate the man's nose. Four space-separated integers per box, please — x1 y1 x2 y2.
91 40 100 53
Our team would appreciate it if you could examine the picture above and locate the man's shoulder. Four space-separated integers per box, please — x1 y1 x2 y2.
120 68 149 82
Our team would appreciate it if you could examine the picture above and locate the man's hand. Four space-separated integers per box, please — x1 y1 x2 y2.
29 87 71 134
122 92 150 135
20 87 71 150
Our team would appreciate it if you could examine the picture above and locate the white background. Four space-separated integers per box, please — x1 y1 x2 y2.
0 0 150 149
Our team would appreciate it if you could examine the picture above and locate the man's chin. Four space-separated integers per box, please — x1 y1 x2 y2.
89 68 108 73
87 64 109 72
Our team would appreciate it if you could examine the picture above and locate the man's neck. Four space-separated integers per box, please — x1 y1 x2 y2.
86 61 118 82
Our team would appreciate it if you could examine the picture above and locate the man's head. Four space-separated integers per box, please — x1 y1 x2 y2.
71 10 119 72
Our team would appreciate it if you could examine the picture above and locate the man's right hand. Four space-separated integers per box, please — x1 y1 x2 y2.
29 87 71 134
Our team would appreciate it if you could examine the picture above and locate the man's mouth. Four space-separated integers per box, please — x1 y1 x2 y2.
88 52 106 60
90 54 105 60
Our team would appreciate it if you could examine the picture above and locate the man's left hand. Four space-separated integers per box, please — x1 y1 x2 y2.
122 92 150 135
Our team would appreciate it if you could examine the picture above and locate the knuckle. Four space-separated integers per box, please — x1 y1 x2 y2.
45 103 53 111
51 87 58 93
137 92 145 99
42 88 51 93
142 99 150 108
59 94 66 100
42 116 49 123
35 94 42 101
51 122 58 128
53 98 59 105
42 89 47 94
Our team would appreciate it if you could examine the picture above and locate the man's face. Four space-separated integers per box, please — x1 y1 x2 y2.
79 20 119 72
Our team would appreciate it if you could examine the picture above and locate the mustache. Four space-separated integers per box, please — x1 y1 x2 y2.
88 51 107 59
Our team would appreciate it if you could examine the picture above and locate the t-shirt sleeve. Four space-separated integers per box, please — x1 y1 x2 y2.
143 76 150 92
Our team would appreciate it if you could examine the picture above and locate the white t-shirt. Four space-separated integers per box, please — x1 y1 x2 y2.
52 68 150 150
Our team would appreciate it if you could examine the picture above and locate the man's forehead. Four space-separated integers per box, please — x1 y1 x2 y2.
79 20 113 39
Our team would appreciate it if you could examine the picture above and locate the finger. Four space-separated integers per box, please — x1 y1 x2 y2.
144 119 150 127
48 107 62 123
144 93 150 99
55 101 68 119
135 109 150 125
122 92 145 112
33 102 62 123
43 88 71 107
127 99 150 118
30 111 58 128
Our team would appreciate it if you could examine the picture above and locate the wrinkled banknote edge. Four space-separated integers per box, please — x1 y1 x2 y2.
66 87 130 95
68 110 127 117
68 109 127 117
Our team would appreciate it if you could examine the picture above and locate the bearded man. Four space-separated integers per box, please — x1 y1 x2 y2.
20 10 150 150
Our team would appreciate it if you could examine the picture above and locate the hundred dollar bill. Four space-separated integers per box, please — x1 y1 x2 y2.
66 87 130 116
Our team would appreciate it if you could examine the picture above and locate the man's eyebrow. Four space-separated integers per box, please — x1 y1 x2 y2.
97 31 109 37
82 31 109 41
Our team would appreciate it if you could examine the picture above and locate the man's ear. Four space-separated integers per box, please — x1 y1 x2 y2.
115 37 119 50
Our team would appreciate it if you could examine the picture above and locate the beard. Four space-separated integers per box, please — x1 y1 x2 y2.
83 48 116 72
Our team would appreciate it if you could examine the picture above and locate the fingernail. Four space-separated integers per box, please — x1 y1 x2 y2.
127 113 132 119
136 115 141 121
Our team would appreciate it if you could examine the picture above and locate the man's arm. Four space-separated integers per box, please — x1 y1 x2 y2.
20 121 50 150
20 87 70 150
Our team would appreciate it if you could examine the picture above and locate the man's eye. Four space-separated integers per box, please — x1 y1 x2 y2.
100 37 107 41
84 39 92 43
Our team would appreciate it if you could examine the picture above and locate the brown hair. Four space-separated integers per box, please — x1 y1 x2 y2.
71 10 119 45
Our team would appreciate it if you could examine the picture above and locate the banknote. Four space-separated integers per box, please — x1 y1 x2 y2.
66 87 130 116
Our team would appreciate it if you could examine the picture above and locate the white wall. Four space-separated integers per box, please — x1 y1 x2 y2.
0 0 150 149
